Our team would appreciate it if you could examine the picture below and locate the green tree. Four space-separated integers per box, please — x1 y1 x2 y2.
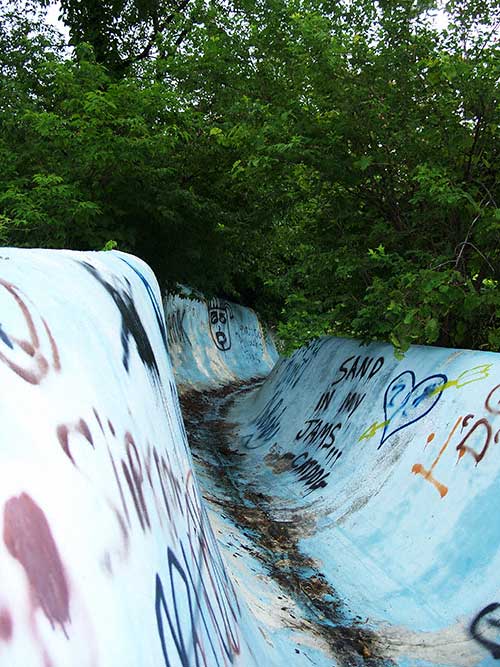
1 0 499 353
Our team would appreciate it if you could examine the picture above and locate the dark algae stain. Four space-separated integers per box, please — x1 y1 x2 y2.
80 261 161 388
180 382 394 667
3 493 71 636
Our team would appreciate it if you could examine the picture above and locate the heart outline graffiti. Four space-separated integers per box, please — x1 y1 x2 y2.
379 370 447 448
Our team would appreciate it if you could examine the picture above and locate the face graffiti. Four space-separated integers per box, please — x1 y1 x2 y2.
208 299 233 352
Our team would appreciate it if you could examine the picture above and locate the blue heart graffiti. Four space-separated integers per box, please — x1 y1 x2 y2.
379 370 448 448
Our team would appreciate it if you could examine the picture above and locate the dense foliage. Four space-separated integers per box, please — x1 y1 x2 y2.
1 0 499 353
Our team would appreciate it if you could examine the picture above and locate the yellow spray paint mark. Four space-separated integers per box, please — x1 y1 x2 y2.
411 417 463 498
358 420 388 442
430 364 492 396
358 365 491 443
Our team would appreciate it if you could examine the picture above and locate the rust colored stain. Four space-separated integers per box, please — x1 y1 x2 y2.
3 493 71 636
0 609 13 641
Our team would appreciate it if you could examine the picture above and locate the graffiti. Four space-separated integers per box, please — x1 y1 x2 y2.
411 384 500 496
455 384 500 464
411 418 462 498
330 354 384 387
296 418 342 455
0 279 61 384
0 256 255 667
57 403 244 665
338 391 366 419
155 473 242 667
431 364 492 395
314 388 335 413
470 603 500 659
238 342 326 449
167 309 191 347
3 493 71 636
360 364 492 443
57 419 94 466
80 261 162 390
118 257 168 351
208 299 233 352
314 354 384 418
378 371 447 448
290 453 331 495
242 390 287 449
0 322 12 348
275 338 323 393
486 383 500 415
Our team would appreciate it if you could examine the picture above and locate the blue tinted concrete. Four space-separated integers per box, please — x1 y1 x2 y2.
227 336 500 665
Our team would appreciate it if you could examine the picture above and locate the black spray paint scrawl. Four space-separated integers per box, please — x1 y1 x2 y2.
208 298 233 352
80 261 161 389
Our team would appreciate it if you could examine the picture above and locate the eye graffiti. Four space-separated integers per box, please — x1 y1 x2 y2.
208 299 233 352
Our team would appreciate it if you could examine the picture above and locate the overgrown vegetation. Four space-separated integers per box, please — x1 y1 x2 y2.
1 0 499 353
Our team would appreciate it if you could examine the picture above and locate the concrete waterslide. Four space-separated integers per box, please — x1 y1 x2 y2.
0 249 499 666
167 278 500 667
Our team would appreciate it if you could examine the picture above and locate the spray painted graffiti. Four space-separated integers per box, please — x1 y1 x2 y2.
360 364 492 444
155 476 241 667
80 261 163 392
208 299 233 352
167 309 191 347
0 278 61 384
286 353 384 494
56 399 244 665
379 371 447 448
411 384 500 497
118 257 168 352
0 254 256 667
470 603 500 659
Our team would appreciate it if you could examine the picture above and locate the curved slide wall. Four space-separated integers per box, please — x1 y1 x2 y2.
0 248 272 667
229 336 500 666
164 291 277 392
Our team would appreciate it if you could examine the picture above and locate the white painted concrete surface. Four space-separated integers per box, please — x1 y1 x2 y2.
0 248 272 667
